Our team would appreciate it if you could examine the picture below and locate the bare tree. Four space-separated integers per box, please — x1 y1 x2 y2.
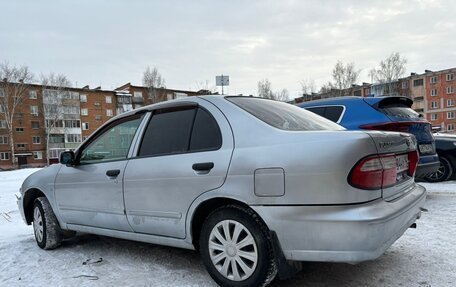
274 89 290 102
257 79 274 99
258 79 290 101
300 79 316 95
332 61 360 96
194 80 217 94
0 62 34 168
41 73 72 165
142 66 165 103
370 52 407 96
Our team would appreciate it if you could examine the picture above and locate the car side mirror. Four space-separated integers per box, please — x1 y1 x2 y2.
60 151 75 166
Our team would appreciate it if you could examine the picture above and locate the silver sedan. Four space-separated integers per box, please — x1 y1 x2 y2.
18 96 426 287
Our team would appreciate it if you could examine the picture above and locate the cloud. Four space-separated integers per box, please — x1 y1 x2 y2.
0 0 454 97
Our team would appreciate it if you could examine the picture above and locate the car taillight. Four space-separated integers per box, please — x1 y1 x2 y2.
349 151 419 190
359 122 422 132
408 150 419 176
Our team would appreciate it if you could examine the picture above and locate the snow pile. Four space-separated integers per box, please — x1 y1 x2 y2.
1 169 455 286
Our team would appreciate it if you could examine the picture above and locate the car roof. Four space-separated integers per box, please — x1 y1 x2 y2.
298 96 407 106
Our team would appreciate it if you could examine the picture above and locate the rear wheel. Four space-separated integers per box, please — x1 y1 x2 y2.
424 157 453 182
33 197 63 249
199 205 277 287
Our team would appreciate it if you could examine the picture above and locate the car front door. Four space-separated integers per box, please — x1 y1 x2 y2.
123 101 233 238
54 114 144 231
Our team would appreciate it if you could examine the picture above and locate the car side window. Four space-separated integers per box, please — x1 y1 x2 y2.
306 107 325 117
138 108 196 157
138 107 222 157
189 108 222 151
79 116 143 164
324 106 344 122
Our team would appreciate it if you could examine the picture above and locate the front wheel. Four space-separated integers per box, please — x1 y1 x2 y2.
33 197 63 249
424 157 453 182
199 205 277 287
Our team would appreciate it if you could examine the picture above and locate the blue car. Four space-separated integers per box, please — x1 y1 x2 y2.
299 96 440 179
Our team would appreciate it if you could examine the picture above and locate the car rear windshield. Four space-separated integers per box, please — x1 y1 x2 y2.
377 100 421 119
226 97 345 131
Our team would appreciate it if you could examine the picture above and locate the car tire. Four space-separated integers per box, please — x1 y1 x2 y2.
199 205 277 287
424 156 453 182
33 197 63 250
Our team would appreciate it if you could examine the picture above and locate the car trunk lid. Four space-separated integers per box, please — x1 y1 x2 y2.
365 131 419 201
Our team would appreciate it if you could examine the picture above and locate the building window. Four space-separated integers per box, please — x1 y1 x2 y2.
447 111 455 119
413 79 424 87
0 136 7 144
0 120 6 128
95 115 102 121
106 96 112 104
15 127 24 132
133 91 143 98
65 134 81 143
431 113 438 121
448 124 455 131
80 94 87 102
0 105 5 113
33 151 43 160
431 101 438 109
49 134 65 143
29 90 37 99
431 89 437 96
63 106 80 115
401 81 409 89
94 101 101 107
0 152 9 160
32 136 41 144
430 76 438 84
64 120 81 128
447 86 454 94
46 119 64 128
82 122 89 130
447 73 454 81
81 108 88 116
0 88 5 97
106 109 113 117
448 99 455 107
31 121 40 129
30 105 39 116
16 143 26 149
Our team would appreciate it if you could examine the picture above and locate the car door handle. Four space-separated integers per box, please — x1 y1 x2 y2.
106 169 121 177
192 162 214 171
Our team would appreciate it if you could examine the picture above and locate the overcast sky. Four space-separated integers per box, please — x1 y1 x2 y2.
1 0 455 98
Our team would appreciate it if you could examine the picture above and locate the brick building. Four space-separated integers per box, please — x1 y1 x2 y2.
0 82 207 169
425 68 456 132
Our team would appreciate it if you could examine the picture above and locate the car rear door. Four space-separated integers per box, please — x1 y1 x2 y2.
123 100 234 239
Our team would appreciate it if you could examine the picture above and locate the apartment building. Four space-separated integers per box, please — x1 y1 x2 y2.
425 68 456 132
0 82 206 169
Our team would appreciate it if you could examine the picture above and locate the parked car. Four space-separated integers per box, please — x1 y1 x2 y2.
298 96 440 179
18 96 425 287
424 133 456 182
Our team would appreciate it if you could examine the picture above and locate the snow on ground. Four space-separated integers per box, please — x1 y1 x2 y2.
1 168 455 286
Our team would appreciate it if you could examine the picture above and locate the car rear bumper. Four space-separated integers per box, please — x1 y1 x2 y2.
251 183 426 263
416 154 440 178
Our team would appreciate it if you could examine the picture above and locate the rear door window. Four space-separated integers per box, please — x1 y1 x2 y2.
305 106 344 123
139 108 195 157
138 107 222 157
